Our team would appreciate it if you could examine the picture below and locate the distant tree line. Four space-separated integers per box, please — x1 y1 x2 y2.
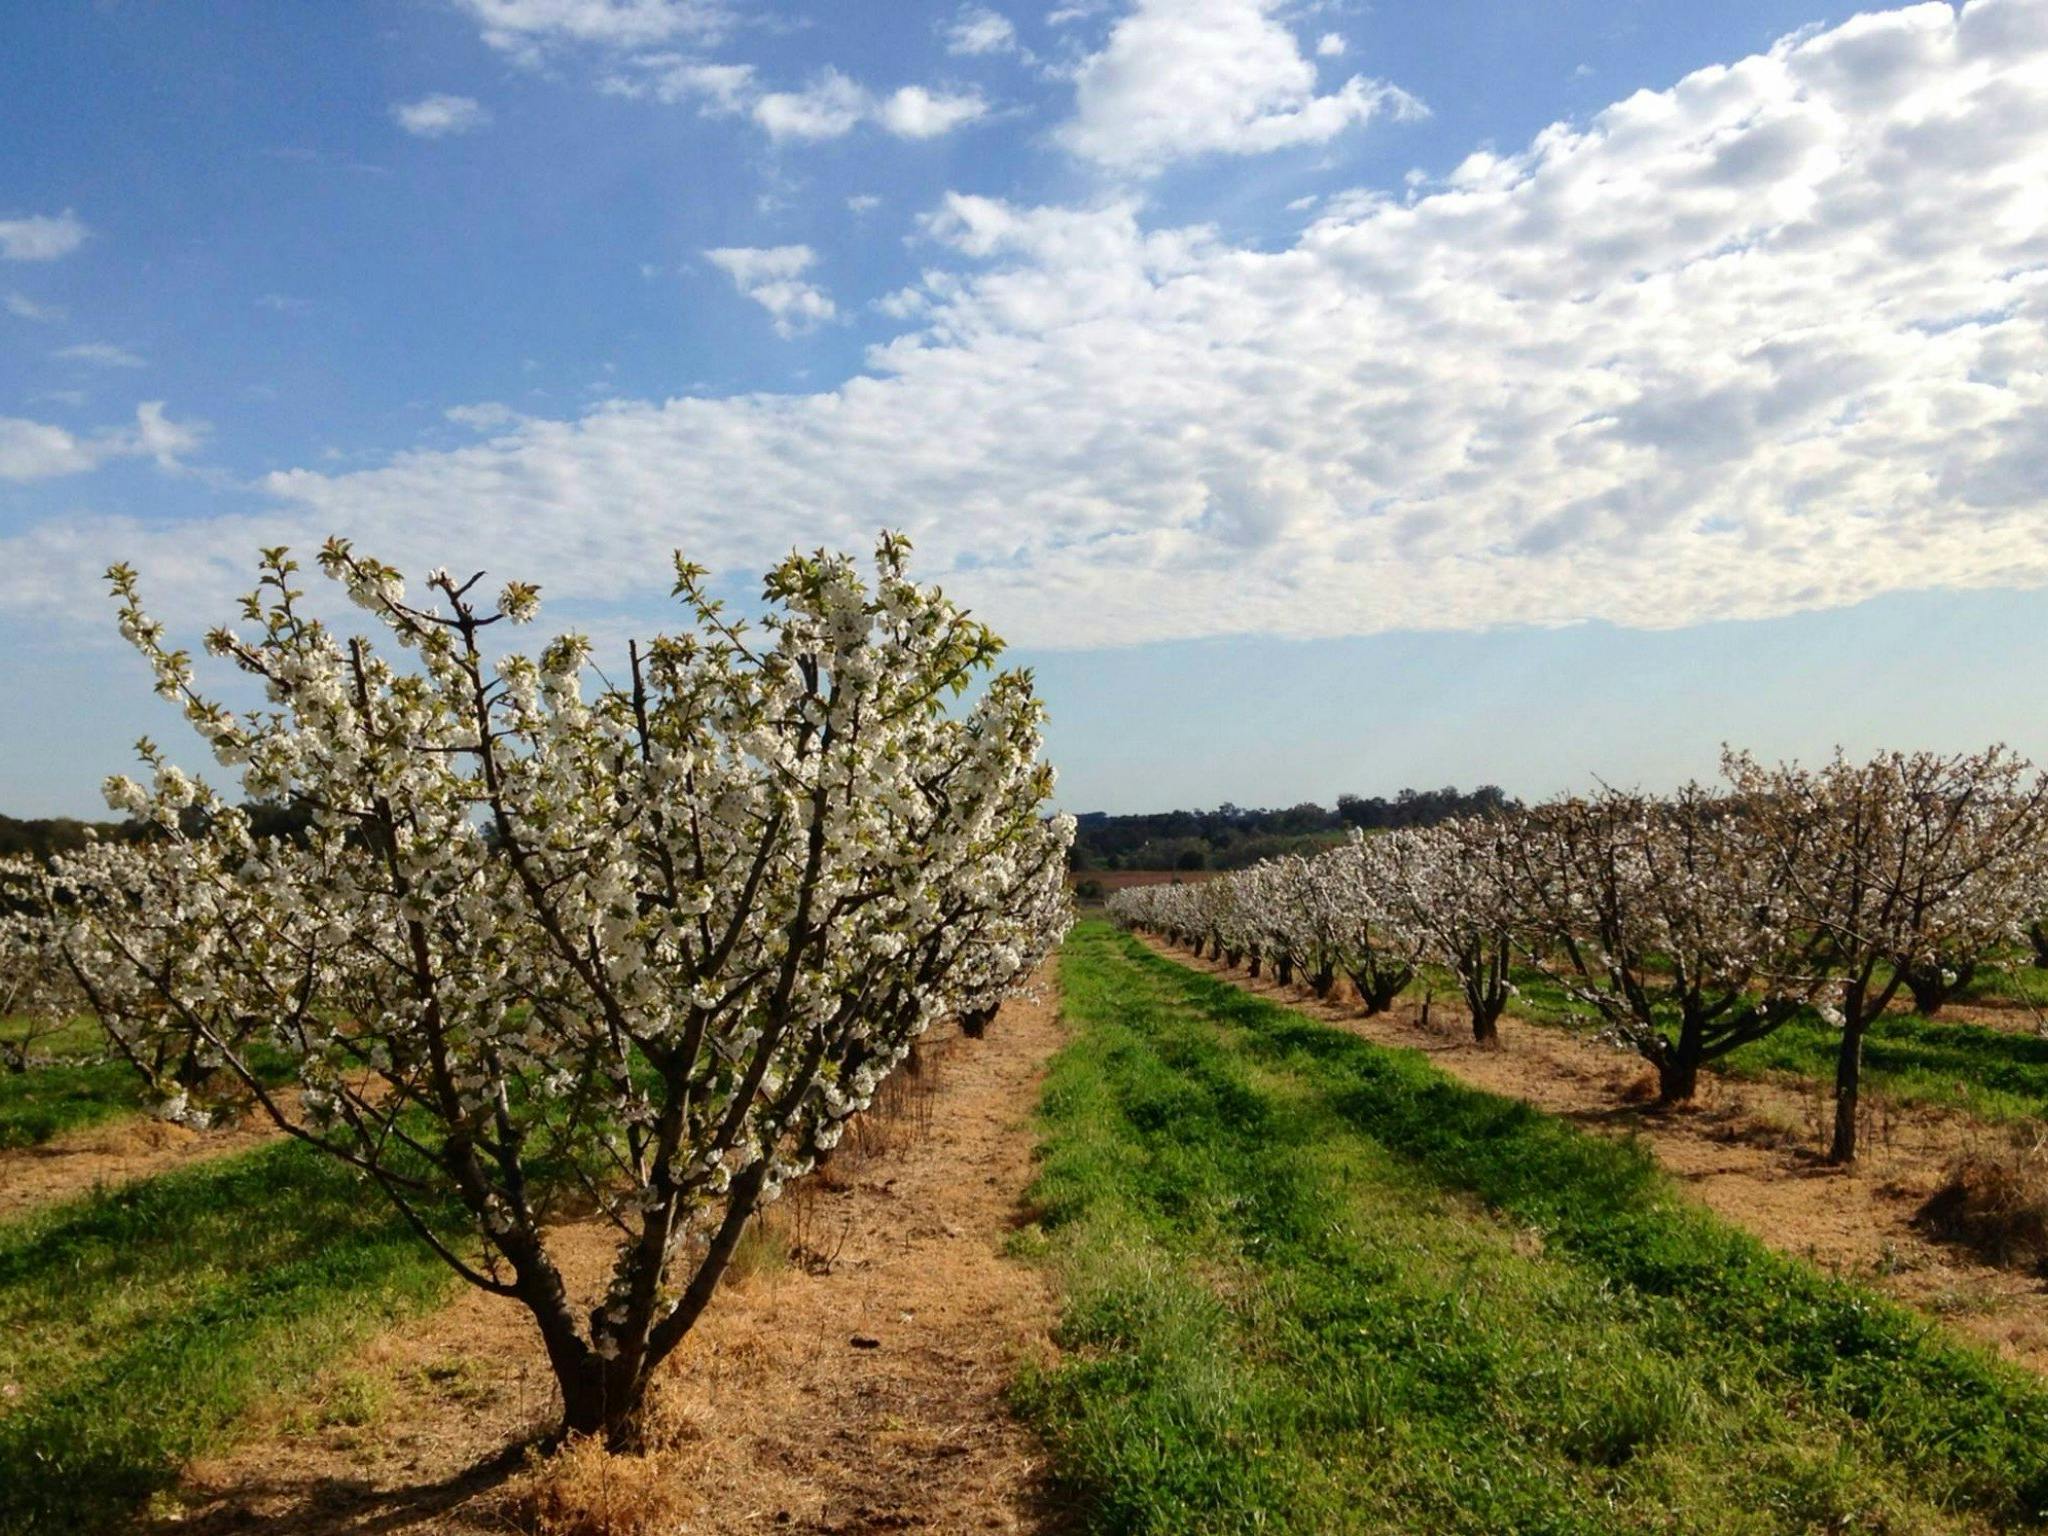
1068 785 1513 871
0 801 314 863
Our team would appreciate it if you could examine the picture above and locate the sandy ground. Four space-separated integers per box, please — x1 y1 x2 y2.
1138 934 2048 1376
0 1103 287 1224
151 972 1071 1536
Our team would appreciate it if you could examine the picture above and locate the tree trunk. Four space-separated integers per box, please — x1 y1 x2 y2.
1658 1013 1704 1104
1310 964 1335 999
1248 947 1262 979
1829 1016 1868 1164
1276 953 1294 987
960 1005 996 1039
1655 1053 1698 1104
557 1355 652 1448
2033 922 2048 970
1190 934 1205 959
1468 986 1503 1046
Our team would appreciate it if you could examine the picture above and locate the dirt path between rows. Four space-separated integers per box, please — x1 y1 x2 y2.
154 972 1071 1536
1138 935 2048 1377
0 1106 284 1224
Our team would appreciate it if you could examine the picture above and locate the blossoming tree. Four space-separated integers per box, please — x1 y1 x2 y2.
1729 747 2048 1162
1500 785 1813 1103
49 534 1072 1443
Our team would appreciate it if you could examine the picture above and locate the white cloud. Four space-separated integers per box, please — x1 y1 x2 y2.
4 292 63 322
847 194 883 214
877 85 989 139
0 211 88 262
454 0 728 59
0 402 203 483
704 245 836 335
1059 0 1423 175
946 6 1018 55
752 69 870 141
1316 32 1345 58
0 418 98 482
7 1 2048 657
393 94 493 137
446 402 526 432
614 58 756 111
55 342 145 369
746 71 988 142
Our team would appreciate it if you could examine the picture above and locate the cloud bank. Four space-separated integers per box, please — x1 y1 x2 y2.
6 0 2048 653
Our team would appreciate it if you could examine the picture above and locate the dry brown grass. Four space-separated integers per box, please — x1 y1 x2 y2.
501 1410 703 1536
1916 1128 2048 1274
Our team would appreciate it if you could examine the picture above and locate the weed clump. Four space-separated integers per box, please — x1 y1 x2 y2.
1916 1129 2048 1274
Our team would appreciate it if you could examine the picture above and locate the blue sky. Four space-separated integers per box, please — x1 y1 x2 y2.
4 0 2046 816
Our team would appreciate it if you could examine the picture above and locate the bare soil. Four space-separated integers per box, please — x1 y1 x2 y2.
150 973 1071 1536
1141 936 2048 1376
0 1103 286 1224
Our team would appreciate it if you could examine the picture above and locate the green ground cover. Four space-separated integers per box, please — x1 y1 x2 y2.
1021 921 2048 1533
0 1138 454 1534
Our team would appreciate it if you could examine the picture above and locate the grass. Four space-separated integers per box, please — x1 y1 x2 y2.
0 1054 153 1149
0 1137 455 1534
0 1015 300 1151
1019 921 2048 1533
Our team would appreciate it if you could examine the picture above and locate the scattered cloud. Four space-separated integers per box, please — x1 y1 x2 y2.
876 85 989 139
4 292 63 322
744 69 988 142
753 69 870 140
0 211 88 262
393 93 493 136
445 402 526 432
703 244 836 335
1316 32 1345 58
847 194 883 214
946 6 1018 56
7 1 2048 661
611 58 756 110
0 402 203 483
453 0 729 60
55 342 145 369
1059 0 1423 175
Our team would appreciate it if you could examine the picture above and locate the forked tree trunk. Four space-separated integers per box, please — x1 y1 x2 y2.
1310 963 1335 998
1903 963 1973 1018
1345 965 1412 1017
1275 953 1294 986
960 1005 998 1038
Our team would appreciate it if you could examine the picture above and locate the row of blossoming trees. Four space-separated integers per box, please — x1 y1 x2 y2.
0 534 1072 1446
1108 749 2048 1167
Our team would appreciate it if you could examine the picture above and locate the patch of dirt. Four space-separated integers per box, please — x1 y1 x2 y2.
153 972 1071 1535
1141 936 2048 1377
0 1101 289 1224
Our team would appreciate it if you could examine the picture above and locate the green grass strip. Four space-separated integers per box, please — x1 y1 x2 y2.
1501 965 2048 1125
0 1056 149 1150
1019 921 2048 1533
0 1137 454 1534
